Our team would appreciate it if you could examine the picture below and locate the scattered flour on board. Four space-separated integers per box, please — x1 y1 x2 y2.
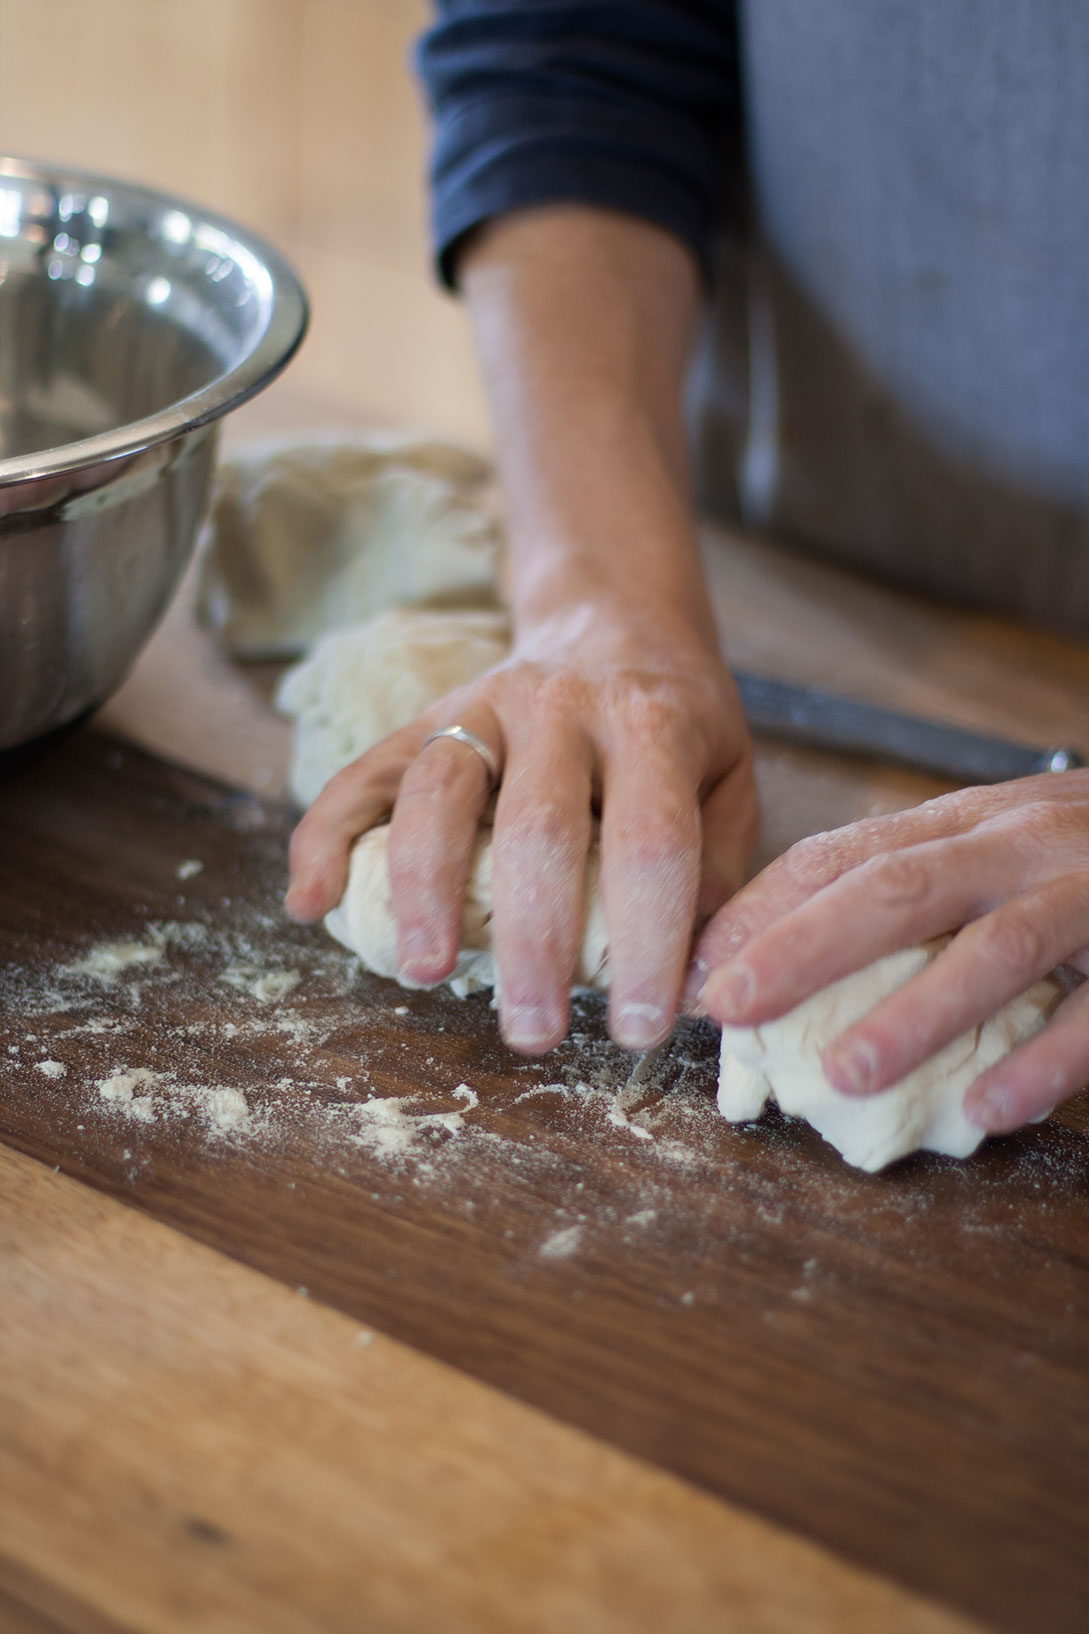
221 964 301 1003
9 900 1066 1279
97 1066 255 1135
97 1066 163 1124
348 1083 480 1160
540 1224 584 1259
176 859 204 881
4 911 738 1209
61 941 163 980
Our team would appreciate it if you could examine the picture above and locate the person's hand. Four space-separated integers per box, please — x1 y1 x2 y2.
284 203 762 1055
285 598 757 1055
689 774 1089 1135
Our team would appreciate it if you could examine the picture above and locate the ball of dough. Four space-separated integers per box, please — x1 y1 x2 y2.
325 824 610 999
276 608 510 806
198 431 502 659
717 937 1065 1171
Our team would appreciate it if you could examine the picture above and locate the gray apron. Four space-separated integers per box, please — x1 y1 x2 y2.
694 0 1089 640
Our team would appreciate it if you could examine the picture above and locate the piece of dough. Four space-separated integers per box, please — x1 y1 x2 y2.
717 938 1065 1171
325 824 609 999
197 431 503 659
276 608 510 806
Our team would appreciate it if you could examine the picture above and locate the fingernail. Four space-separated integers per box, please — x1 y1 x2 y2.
826 1039 879 1096
614 1002 669 1050
399 928 438 981
968 1084 1014 1132
502 1005 561 1051
681 958 709 1014
707 961 755 1021
284 884 320 923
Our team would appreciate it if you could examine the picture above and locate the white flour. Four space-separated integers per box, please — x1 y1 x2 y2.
5 908 733 1203
61 941 164 980
221 964 301 1003
97 1065 257 1136
7 900 1077 1284
539 1224 584 1259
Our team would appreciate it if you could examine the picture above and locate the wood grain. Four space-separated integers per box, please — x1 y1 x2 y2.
0 1144 981 1634
0 1556 133 1634
1 731 1086 1634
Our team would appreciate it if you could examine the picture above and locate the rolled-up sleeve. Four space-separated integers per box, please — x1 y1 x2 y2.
416 1 743 287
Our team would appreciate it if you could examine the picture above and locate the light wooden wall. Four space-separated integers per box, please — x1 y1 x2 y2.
0 0 491 447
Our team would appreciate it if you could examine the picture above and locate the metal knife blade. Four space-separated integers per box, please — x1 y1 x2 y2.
733 671 1084 784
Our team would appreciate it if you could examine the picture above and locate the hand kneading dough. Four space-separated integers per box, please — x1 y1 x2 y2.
325 824 609 999
271 526 1061 1174
276 608 510 806
718 938 1065 1171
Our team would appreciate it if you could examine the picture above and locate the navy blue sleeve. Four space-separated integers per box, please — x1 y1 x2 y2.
415 2 743 288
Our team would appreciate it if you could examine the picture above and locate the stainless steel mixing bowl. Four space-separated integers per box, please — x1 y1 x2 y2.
0 157 307 749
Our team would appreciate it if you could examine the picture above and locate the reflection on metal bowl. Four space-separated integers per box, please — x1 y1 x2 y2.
0 157 307 750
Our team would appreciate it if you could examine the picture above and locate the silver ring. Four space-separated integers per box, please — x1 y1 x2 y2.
420 723 500 787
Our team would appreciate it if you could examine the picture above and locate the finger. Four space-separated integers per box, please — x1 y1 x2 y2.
285 731 419 921
680 759 760 1013
702 823 1028 1028
688 788 1085 1014
964 974 1089 1134
598 752 702 1051
387 715 502 985
822 874 1089 1095
489 732 594 1054
690 812 920 984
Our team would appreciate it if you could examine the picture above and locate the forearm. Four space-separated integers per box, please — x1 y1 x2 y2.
460 206 717 650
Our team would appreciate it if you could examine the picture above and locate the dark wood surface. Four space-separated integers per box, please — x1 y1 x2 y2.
1 729 1087 1634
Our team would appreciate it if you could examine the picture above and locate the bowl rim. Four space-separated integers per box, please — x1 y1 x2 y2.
0 155 309 487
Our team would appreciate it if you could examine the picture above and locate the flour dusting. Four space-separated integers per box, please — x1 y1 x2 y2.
62 941 164 980
540 1224 583 1259
221 964 301 1003
97 1065 256 1136
6 872 1085 1302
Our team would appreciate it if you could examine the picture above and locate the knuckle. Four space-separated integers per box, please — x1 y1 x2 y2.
619 838 694 884
779 831 848 893
402 745 477 802
974 912 1048 977
700 914 754 966
320 746 401 810
602 666 702 737
859 850 934 910
503 798 578 859
611 798 699 861
988 799 1075 848
320 759 367 804
529 669 584 719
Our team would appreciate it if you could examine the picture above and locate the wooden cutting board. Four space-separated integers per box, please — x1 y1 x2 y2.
1 727 1087 1634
